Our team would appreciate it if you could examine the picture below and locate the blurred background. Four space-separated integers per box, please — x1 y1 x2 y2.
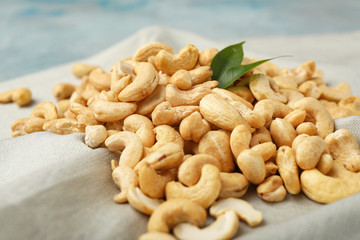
1 0 359 82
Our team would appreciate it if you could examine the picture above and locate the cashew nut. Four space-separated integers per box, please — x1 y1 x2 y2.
88 68 111 91
105 131 143 169
179 111 210 143
319 82 352 102
169 69 192 90
198 130 234 172
72 63 98 78
226 85 255 104
112 165 138 203
29 101 58 120
11 117 46 137
189 66 213 85
128 186 163 215
249 74 287 103
52 83 77 100
230 124 251 158
339 96 360 115
200 93 248 131
265 161 279 177
135 85 166 116
84 125 107 148
283 109 306 127
296 122 318 136
280 89 305 108
173 210 238 240
178 154 221 186
298 81 321 99
320 99 353 119
252 99 293 123
198 48 218 66
118 62 159 102
166 164 221 208
293 97 334 138
325 129 360 172
148 199 206 233
300 160 360 203
250 127 272 147
272 75 297 90
43 118 83 134
270 118 297 147
155 44 199 75
292 60 316 85
0 87 32 107
151 101 199 126
123 114 155 148
276 146 301 195
210 198 262 227
133 42 173 62
256 175 287 202
212 87 254 109
165 83 211 107
219 172 248 199
237 149 266 185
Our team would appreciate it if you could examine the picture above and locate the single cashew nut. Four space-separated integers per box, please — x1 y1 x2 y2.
52 83 77 100
272 75 297 90
43 118 83 134
252 99 293 124
230 124 251 158
320 99 353 119
276 146 301 195
155 44 199 75
179 111 211 143
319 82 352 102
237 149 266 185
118 62 159 102
123 114 155 148
316 153 334 174
249 74 287 103
112 165 138 203
219 172 249 199
169 69 192 90
270 118 297 147
256 175 287 202
292 60 316 85
298 81 321 99
57 99 70 118
84 125 107 148
283 109 307 127
148 199 206 233
189 66 213 85
198 130 234 172
88 68 111 91
11 117 46 137
325 129 360 172
198 48 218 66
251 142 277 161
72 63 98 78
200 93 249 131
135 85 166 116
165 84 211 106
133 42 173 62
292 134 327 170
178 154 221 186
166 164 221 208
296 122 318 136
151 101 199 126
250 127 272 147
339 96 360 115
173 210 238 240
105 131 143 169
280 89 305 108
293 97 334 138
210 198 262 227
300 160 360 203
226 85 255 104
0 87 32 107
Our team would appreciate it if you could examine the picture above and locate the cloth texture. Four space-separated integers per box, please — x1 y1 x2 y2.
1 26 360 239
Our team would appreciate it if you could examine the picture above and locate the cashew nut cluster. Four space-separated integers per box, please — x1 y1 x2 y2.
8 42 360 239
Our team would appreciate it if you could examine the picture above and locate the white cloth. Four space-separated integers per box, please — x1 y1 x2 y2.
1 26 360 239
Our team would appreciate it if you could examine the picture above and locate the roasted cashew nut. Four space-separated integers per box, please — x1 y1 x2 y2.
30 101 58 120
236 149 266 185
11 117 46 137
252 99 293 125
118 62 159 102
219 172 248 199
198 48 218 66
148 199 206 233
256 175 287 202
84 125 107 148
319 82 352 102
52 83 77 100
72 63 98 78
230 124 251 158
105 131 143 169
173 210 238 240
270 118 297 147
135 85 166 116
179 111 210 143
169 69 192 90
88 68 111 91
127 186 164 215
339 96 360 115
210 198 263 227
0 87 32 107
166 164 221 208
165 83 211 106
133 42 173 62
43 118 83 134
189 66 213 85
249 74 287 103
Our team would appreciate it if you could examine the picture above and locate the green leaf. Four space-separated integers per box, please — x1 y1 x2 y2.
210 41 286 89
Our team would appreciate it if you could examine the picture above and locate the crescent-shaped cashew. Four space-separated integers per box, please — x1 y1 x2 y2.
105 131 143 169
133 42 173 62
165 83 211 106
256 175 287 202
89 97 137 122
43 118 83 134
155 44 199 75
88 68 111 91
178 154 222 186
179 111 211 143
148 199 206 233
325 129 360 172
319 82 352 102
138 162 177 199
123 114 155 148
251 142 277 161
11 117 46 137
252 99 293 124
249 74 287 103
112 165 138 203
118 62 159 102
166 164 221 208
230 124 251 158
280 89 305 108
173 210 238 240
127 186 164 215
293 97 334 138
210 198 263 227
200 93 249 131
30 101 58 120
198 130 234 172
250 127 272 147
135 85 166 116
219 172 249 199
189 66 213 85
301 160 360 203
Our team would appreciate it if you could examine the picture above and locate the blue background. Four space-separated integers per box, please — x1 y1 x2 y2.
1 0 359 82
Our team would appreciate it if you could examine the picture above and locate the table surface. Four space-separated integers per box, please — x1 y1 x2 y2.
1 0 360 83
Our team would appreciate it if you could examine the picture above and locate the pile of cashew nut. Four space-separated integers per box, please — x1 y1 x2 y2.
7 41 360 239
